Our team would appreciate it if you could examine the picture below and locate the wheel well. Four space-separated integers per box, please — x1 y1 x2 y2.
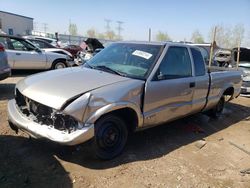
101 108 138 133
53 58 66 64
52 59 67 69
223 87 234 100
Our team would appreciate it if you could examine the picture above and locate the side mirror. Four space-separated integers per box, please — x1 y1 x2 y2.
157 73 165 80
153 70 164 81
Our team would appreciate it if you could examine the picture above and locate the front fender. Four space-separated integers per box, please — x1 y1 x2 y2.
85 102 144 127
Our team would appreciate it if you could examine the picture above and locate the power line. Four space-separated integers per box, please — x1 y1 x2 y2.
116 21 124 40
42 23 48 33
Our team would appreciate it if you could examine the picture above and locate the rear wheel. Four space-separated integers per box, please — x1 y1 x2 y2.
52 60 67 69
94 114 128 160
208 96 225 118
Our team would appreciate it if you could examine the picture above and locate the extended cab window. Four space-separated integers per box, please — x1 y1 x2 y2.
156 46 192 80
191 48 206 76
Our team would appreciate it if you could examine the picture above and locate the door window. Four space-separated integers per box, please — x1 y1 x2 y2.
9 38 36 51
156 46 192 80
190 47 206 76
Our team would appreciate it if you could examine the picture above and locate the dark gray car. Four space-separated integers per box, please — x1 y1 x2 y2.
0 42 11 81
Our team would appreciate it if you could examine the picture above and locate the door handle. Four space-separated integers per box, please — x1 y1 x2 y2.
189 82 195 88
16 53 21 55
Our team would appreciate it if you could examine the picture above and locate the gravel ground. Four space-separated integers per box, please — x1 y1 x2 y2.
0 71 250 188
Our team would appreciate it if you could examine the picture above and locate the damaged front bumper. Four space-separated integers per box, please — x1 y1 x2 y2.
7 99 94 145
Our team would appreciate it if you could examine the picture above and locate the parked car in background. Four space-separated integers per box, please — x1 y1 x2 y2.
232 47 250 95
26 38 74 60
0 42 11 80
0 34 74 69
26 38 55 48
23 36 61 47
214 49 232 67
8 42 242 159
85 38 104 52
75 38 105 65
63 44 83 58
190 43 235 67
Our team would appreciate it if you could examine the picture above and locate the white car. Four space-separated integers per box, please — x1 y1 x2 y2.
0 34 74 69
23 35 60 47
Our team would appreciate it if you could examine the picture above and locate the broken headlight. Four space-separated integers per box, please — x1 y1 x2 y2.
15 90 82 134
52 113 81 133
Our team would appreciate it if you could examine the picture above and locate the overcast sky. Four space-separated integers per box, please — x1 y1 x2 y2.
1 0 250 44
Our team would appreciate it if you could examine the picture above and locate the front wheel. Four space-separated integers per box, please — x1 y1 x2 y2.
94 115 128 160
207 96 225 118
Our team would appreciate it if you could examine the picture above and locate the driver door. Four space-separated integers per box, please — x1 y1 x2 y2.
143 46 195 126
8 38 47 69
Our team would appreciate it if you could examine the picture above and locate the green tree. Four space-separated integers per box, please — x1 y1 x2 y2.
68 23 78 36
191 30 204 43
155 31 171 41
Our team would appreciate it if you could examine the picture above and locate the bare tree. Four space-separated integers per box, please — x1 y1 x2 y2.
68 23 78 36
86 28 96 38
191 30 204 43
155 31 171 42
208 24 245 48
231 24 245 47
245 30 250 47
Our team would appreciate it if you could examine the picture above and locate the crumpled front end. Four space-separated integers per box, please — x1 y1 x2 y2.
8 89 94 145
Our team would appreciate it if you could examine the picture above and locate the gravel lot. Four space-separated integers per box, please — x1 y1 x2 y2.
0 71 250 188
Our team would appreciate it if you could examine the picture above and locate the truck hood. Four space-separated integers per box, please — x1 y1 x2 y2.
17 67 130 110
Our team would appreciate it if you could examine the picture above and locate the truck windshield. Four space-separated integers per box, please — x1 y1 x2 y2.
85 43 163 79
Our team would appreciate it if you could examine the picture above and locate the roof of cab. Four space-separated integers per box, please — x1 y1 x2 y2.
116 40 198 47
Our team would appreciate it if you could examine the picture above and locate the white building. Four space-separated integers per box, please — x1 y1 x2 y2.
0 10 33 35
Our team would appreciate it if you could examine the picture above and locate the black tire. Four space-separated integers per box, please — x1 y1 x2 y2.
52 60 67 69
208 96 225 118
94 114 128 160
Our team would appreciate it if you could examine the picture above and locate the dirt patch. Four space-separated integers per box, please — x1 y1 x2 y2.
0 73 250 188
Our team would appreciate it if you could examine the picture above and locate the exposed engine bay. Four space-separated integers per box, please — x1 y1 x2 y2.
15 89 80 133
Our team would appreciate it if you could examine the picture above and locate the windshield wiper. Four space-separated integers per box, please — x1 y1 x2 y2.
94 65 127 77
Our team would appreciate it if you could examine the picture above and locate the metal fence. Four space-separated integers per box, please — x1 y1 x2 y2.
31 31 115 45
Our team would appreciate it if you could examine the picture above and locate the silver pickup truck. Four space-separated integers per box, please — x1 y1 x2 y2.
8 42 242 159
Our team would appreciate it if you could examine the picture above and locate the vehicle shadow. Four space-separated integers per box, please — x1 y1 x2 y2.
0 83 15 101
0 135 73 188
11 70 43 77
0 70 42 101
55 101 250 169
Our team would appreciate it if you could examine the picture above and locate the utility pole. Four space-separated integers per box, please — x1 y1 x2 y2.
116 21 124 40
43 23 48 34
104 19 112 33
33 22 38 31
148 28 151 42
